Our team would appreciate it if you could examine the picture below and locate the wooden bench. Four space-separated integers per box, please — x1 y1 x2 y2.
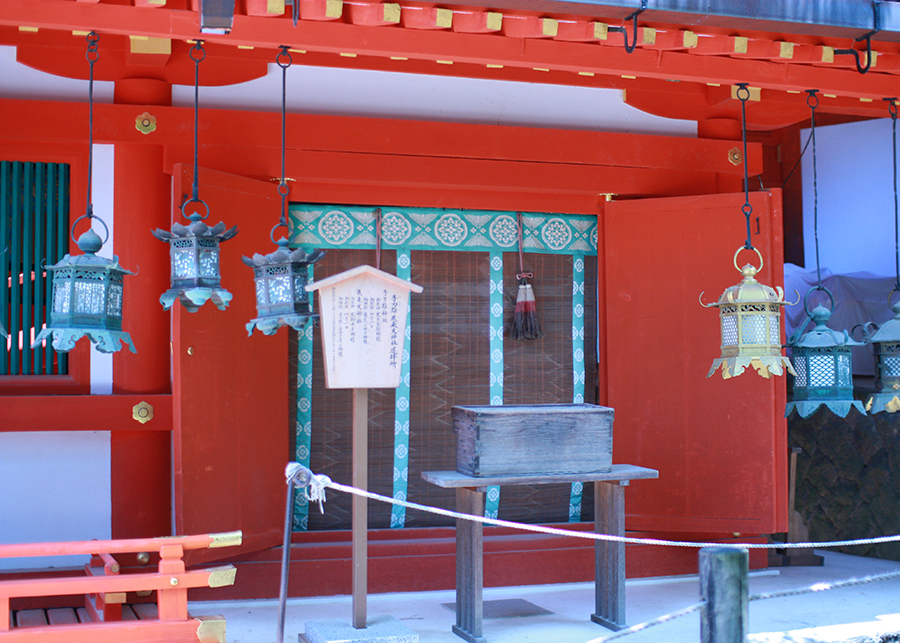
423 466 658 643
0 531 241 643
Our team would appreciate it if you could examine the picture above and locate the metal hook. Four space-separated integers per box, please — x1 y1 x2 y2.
834 1 880 75
608 0 647 54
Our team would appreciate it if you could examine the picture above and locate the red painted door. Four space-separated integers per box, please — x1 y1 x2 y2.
603 190 788 535
171 164 289 563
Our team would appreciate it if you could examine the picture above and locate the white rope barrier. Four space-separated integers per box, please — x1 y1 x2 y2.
749 568 900 602
582 602 705 643
291 465 900 551
285 465 900 643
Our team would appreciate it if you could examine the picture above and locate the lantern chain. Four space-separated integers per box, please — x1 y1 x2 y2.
85 32 98 221
71 32 109 245
183 41 209 221
805 89 823 295
274 45 292 242
736 83 754 251
887 97 900 293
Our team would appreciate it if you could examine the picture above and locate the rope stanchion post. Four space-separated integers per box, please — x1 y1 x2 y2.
700 547 748 643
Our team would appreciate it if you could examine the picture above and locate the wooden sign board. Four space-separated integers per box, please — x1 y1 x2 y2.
307 265 423 389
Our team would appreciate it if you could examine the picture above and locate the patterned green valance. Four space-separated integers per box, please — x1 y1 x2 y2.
289 205 598 256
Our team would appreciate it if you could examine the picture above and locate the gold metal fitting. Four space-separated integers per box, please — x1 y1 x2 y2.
133 401 154 424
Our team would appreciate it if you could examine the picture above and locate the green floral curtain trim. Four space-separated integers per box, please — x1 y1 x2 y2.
293 266 316 530
290 205 597 256
391 250 413 528
485 251 504 520
569 255 586 522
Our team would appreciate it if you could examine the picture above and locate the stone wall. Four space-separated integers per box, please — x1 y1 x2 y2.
790 408 900 561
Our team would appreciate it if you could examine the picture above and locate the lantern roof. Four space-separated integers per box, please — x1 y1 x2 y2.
151 219 239 244
867 301 900 344
49 229 134 274
788 305 865 349
242 239 325 269
714 263 788 307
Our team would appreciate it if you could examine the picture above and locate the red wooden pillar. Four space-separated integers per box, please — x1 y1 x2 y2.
110 79 173 540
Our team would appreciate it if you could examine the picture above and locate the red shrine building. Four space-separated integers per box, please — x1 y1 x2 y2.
1 1 898 599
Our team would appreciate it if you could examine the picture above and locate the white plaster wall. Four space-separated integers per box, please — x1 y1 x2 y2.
0 432 111 570
89 144 115 396
801 117 897 277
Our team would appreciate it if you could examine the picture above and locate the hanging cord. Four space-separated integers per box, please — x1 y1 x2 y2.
85 32 98 222
887 98 900 292
70 31 109 245
736 83 754 250
183 40 208 220
516 212 532 280
780 128 814 190
374 207 382 270
272 46 292 242
806 90 822 291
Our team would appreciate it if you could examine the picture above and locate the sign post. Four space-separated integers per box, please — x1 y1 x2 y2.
307 265 423 630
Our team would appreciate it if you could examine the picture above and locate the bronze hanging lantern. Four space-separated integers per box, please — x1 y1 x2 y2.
152 40 238 312
864 97 900 413
32 223 136 354
786 294 866 418
785 91 865 417
701 83 795 379
32 33 135 354
865 299 900 413
245 47 324 336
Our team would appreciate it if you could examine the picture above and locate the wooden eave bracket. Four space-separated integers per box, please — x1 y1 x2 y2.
246 0 286 16
400 6 453 30
451 10 502 33
501 15 559 38
553 20 608 43
299 0 343 21
345 2 401 27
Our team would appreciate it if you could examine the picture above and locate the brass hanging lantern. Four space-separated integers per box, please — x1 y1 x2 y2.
702 247 794 379
245 47 324 336
701 83 795 379
152 40 238 312
32 33 136 355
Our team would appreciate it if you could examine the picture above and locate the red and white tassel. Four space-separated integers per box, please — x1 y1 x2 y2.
510 274 543 340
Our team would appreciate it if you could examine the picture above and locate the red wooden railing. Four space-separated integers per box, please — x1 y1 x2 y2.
0 531 241 643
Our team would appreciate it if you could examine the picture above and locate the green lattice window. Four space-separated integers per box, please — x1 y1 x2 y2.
1 161 70 375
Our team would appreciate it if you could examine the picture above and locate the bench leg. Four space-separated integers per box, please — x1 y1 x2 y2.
592 480 626 631
452 487 486 643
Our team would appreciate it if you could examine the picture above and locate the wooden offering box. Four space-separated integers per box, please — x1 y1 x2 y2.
453 403 613 477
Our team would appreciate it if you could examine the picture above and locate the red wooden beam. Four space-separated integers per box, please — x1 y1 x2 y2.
0 395 173 432
0 98 763 176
